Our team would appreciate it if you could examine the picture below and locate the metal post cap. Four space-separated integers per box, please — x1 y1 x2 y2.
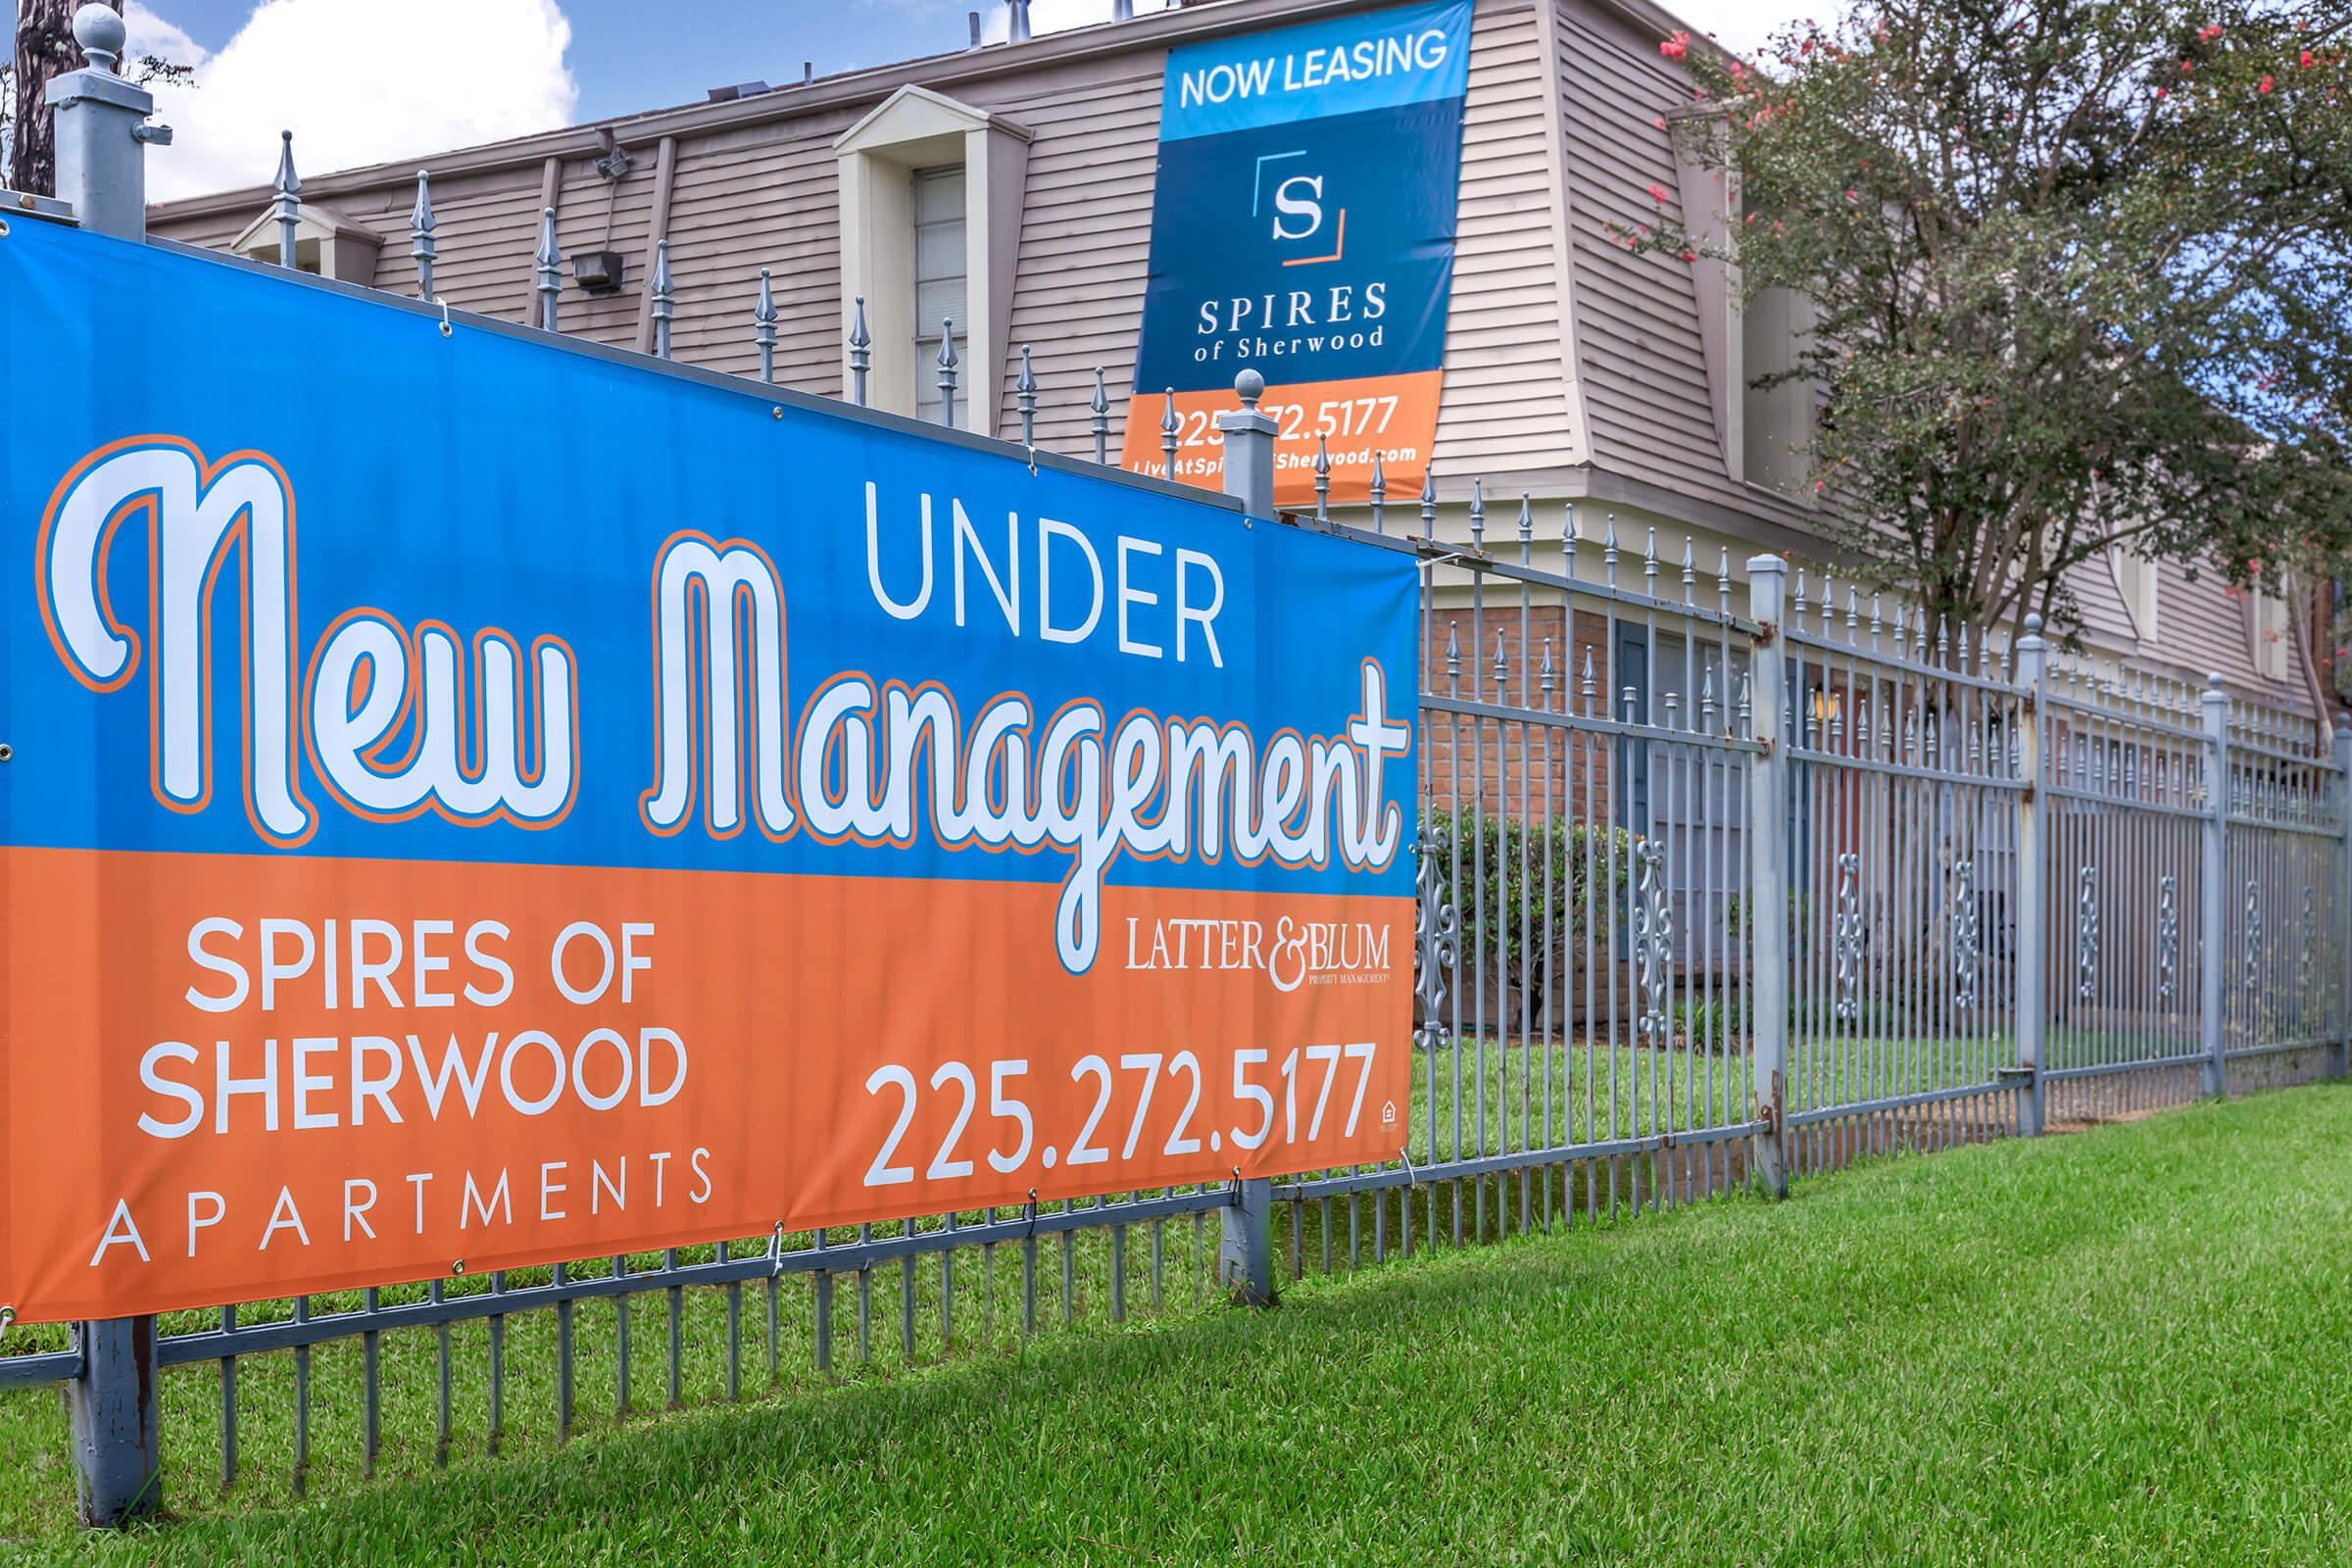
73 4 127 70
1234 368 1265 408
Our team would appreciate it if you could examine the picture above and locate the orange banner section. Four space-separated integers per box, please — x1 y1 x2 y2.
1119 370 1440 511
0 847 1410 1322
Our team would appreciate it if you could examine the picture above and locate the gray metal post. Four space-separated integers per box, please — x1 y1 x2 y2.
44 5 172 242
2013 614 2049 1136
1219 1179 1275 1306
2334 729 2350 1078
1217 369 1275 518
71 1316 160 1527
2200 675 2230 1099
1744 556 1791 1198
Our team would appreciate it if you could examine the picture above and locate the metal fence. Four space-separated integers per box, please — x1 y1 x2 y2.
6 77 2350 1530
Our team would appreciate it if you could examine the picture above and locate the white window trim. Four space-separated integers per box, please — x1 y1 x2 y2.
2109 543 2159 643
835 85 1030 428
2248 582 2293 683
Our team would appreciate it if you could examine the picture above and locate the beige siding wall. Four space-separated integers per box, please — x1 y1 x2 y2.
968 56 1164 448
1427 0 1573 475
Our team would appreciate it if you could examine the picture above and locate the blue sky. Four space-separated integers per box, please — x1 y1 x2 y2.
133 0 1017 122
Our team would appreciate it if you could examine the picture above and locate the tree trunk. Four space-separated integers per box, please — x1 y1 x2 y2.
9 0 123 198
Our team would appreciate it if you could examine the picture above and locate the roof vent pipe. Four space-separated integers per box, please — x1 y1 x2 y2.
1112 0 1134 16
1007 0 1031 42
967 10 982 47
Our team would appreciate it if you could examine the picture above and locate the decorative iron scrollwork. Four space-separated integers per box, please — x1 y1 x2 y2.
2244 877 2263 994
1832 852 1864 1023
2155 875 2180 1004
2075 865 2100 1003
1633 840 1674 1040
1413 825 1460 1052
2301 886 2316 1000
1951 858 1979 1012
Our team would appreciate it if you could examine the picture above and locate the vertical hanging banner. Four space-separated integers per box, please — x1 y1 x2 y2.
1120 0 1472 508
0 217 1417 1323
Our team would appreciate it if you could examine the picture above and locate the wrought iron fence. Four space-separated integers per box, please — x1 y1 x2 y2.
6 97 2351 1531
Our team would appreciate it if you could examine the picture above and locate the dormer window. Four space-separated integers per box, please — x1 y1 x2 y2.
230 202 382 284
835 85 1030 428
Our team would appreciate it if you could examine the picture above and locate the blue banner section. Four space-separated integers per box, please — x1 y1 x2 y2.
1124 0 1470 505
1136 97 1463 396
0 218 1418 914
1158 0 1473 140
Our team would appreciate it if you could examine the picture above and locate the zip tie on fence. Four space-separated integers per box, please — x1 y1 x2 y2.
434 295 453 338
1025 1189 1040 1240
768 1220 786 1277
1397 1146 1419 1189
0 1305 15 1346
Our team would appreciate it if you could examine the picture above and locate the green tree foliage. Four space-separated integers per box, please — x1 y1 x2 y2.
1629 3 2352 642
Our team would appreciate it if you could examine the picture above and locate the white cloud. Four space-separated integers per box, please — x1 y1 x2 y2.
125 0 579 203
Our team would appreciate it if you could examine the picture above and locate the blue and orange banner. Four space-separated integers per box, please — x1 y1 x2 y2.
1121 0 1471 508
0 216 1416 1322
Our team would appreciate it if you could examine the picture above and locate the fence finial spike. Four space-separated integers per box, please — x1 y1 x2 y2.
1015 345 1039 448
1493 626 1507 680
274 129 300 199
753 267 778 383
649 236 675 358
409 171 438 300
1089 367 1109 464
1516 491 1533 545
1418 466 1437 535
1369 450 1387 534
1159 386 1179 467
1312 435 1331 522
533 206 564 330
1468 478 1486 547
847 294 873 407
935 319 961 427
272 130 303 267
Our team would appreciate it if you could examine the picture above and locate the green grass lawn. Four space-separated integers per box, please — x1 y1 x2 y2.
9 1082 2352 1565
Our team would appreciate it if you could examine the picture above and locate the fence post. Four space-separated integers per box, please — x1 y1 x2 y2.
1210 369 1278 1304
2013 615 2049 1137
1213 368 1279 1301
1217 369 1276 518
1744 556 1790 1199
2335 728 2351 1079
2201 675 2230 1099
1218 1179 1276 1306
44 5 171 242
71 1316 161 1527
49 19 172 1508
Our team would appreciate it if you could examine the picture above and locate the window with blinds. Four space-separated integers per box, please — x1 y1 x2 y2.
911 166 968 424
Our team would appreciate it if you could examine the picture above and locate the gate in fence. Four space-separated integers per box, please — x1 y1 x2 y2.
3 23 2348 1532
